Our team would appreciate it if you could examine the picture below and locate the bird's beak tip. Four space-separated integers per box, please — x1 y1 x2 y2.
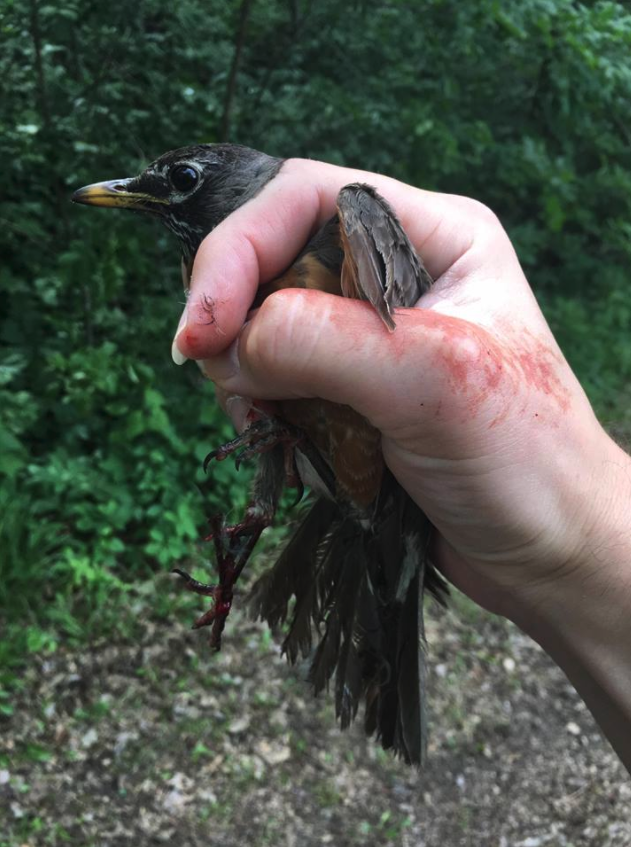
71 185 94 205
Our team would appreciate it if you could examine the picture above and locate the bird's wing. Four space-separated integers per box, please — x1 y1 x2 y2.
336 183 433 330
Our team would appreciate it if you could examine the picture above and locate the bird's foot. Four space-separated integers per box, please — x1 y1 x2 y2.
173 509 272 650
172 568 233 649
203 501 276 543
203 417 306 472
177 419 307 650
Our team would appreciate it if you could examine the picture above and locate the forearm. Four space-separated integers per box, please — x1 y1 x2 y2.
507 438 631 772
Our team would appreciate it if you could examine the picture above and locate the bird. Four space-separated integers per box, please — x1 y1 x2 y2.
72 144 448 765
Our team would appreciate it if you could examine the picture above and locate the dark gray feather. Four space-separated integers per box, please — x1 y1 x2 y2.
337 183 433 330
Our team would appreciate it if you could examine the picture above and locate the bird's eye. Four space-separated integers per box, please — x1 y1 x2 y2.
170 165 199 193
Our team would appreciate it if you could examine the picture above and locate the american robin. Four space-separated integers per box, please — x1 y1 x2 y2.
73 144 448 765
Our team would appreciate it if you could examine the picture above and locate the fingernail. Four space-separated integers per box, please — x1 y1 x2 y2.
226 395 252 433
171 309 188 366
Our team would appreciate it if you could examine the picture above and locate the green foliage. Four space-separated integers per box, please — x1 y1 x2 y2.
2 0 631 669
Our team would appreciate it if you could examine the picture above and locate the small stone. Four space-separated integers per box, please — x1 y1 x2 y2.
173 700 200 720
270 709 289 729
434 664 447 678
114 731 138 757
566 722 581 736
0 769 10 785
456 774 465 790
256 740 291 766
81 728 98 748
503 657 516 673
167 772 193 792
163 790 186 814
198 788 217 804
228 715 250 734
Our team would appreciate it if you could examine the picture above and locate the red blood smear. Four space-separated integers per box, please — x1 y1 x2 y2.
420 313 571 420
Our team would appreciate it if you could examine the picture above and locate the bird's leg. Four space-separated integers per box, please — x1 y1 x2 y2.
173 446 286 650
202 412 327 541
175 414 335 649
173 522 265 650
205 433 290 541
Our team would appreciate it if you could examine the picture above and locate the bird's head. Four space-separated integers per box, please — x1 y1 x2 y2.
72 144 283 263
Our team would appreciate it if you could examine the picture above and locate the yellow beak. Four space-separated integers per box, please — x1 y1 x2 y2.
71 178 167 210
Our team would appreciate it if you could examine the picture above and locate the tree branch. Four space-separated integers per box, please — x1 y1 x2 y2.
220 0 254 141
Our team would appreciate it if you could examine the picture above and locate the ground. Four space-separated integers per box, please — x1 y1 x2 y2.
1 578 630 847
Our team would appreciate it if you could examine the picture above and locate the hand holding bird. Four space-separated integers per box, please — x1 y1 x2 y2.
74 150 622 766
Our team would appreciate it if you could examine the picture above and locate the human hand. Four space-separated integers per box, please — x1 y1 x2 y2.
172 158 627 624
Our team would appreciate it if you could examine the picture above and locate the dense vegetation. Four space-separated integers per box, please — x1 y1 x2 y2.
2 0 631 673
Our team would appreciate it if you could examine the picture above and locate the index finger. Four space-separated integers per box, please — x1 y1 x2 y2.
176 157 486 360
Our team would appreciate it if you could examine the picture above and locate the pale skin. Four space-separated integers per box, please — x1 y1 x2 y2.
172 158 631 773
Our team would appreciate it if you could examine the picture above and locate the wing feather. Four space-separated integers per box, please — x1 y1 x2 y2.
337 184 433 330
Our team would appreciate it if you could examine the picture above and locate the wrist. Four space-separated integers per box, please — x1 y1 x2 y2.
500 433 631 769
505 430 631 706
505 431 631 635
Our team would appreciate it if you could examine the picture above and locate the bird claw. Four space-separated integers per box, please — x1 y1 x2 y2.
203 507 274 543
202 449 220 473
172 567 233 650
171 568 217 597
203 417 305 473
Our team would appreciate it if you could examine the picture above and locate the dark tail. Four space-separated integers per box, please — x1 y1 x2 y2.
249 475 447 765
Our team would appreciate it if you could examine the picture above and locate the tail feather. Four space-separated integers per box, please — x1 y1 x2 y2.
395 566 427 762
249 497 338 659
307 518 362 696
250 478 447 765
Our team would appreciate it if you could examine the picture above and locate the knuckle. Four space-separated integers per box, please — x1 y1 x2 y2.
457 197 513 256
434 325 486 384
462 197 501 230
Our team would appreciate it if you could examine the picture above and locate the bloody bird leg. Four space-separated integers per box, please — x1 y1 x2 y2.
173 515 265 650
173 419 301 649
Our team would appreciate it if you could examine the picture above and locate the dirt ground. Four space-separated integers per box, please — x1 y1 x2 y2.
2 583 630 847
